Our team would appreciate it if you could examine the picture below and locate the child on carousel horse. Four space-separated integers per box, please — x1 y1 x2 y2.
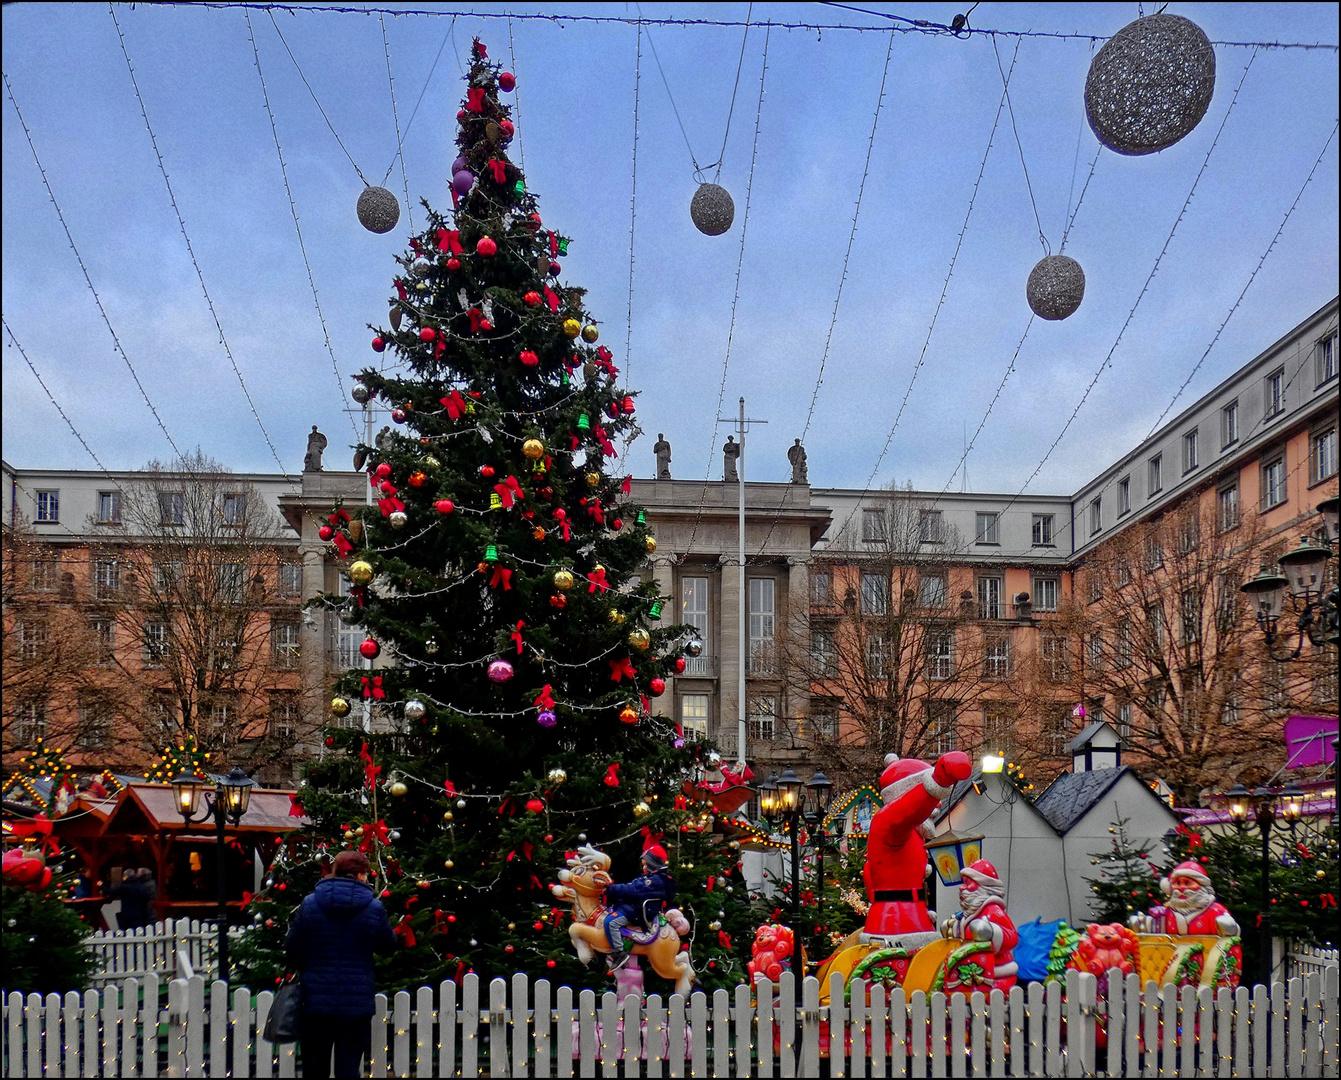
602 843 675 969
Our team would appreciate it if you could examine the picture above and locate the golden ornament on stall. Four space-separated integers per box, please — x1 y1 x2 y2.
330 697 351 717
522 438 544 460
348 560 374 586
562 318 581 338
628 628 651 650
644 536 657 554
581 324 599 343
553 569 574 590
619 705 639 725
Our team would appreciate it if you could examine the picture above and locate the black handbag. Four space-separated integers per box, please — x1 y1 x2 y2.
262 976 303 1044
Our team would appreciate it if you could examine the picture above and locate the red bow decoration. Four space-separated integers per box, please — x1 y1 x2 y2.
511 621 525 655
622 476 632 494
569 432 580 451
359 819 391 852
450 188 459 210
436 228 464 254
433 909 450 934
553 509 570 541
393 916 417 948
441 390 468 419
487 158 508 184
544 286 560 313
1321 894 1337 909
467 308 486 334
378 495 405 518
493 475 524 508
609 656 636 682
547 230 559 256
473 37 488 58
288 794 304 818
444 778 457 796
534 684 556 711
395 280 408 302
359 743 381 790
466 87 486 113
332 533 353 557
241 890 255 908
640 694 651 714
410 238 422 253
586 502 605 525
489 566 513 591
330 509 351 526
361 675 386 701
587 567 610 593
593 426 617 458
603 763 621 787
718 930 733 949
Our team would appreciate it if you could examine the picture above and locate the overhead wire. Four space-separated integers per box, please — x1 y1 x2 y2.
378 12 414 234
637 2 708 175
992 35 1050 255
710 2 754 183
506 18 524 175
380 15 457 185
621 19 643 443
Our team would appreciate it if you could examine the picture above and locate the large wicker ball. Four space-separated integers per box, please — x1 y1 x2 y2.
690 183 735 236
357 186 401 233
1084 14 1216 157
1026 255 1086 321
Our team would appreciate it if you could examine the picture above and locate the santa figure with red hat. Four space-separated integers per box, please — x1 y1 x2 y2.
862 750 973 941
939 859 1019 989
1131 861 1239 936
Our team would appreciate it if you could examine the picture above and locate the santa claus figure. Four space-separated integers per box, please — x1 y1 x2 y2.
938 859 1019 989
863 750 973 938
1131 860 1239 936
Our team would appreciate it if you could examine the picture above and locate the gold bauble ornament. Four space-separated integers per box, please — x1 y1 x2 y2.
644 535 657 554
444 811 454 822
344 830 355 840
585 471 600 487
522 438 544 460
581 324 599 343
330 697 351 717
348 560 374 586
562 318 581 338
609 610 626 625
389 781 408 797
444 859 455 870
633 801 651 818
554 569 574 590
532 526 546 541
619 705 639 725
507 923 516 931
628 628 651 651
547 767 567 785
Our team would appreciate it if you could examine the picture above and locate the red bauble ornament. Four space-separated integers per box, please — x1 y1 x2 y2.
499 119 515 139
528 213 543 231
549 594 567 609
618 705 638 725
447 914 456 923
380 480 395 495
533 920 545 931
505 944 515 954
611 519 623 531
372 336 386 352
498 72 516 91
525 798 545 813
553 508 566 521
524 291 541 307
457 109 468 120
546 959 556 969
548 261 561 275
435 499 455 514
649 677 666 696
480 465 496 478
325 736 335 747
544 834 553 843
380 889 391 898
447 257 461 272
476 236 497 257
376 463 393 479
674 658 687 674
360 638 381 660
408 471 427 488
391 408 407 423
519 350 539 367
318 525 334 541
420 327 436 341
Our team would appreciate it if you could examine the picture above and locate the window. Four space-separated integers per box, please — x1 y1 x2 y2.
1264 367 1285 419
1177 516 1200 555
811 629 836 676
1033 578 1059 612
93 558 120 599
270 694 300 741
159 492 186 525
1311 426 1337 483
1182 429 1199 473
680 694 709 741
334 577 364 669
1221 400 1239 448
982 703 1015 757
1044 706 1072 756
154 559 181 592
681 576 709 644
143 620 168 665
1117 477 1130 516
862 508 887 542
1117 562 1131 586
77 694 113 751
216 562 248 603
1218 484 1240 532
926 629 954 681
1220 693 1241 726
861 573 888 616
1181 589 1201 646
1041 633 1069 681
984 635 1011 680
1146 604 1165 650
1148 455 1163 497
809 570 831 606
35 490 59 522
96 491 121 524
1086 572 1103 604
977 576 1004 619
747 695 776 742
221 493 247 525
1116 702 1133 738
206 698 237 744
146 693 175 739
1318 333 1339 386
31 556 59 591
89 616 114 665
272 618 301 668
1088 498 1102 536
278 561 303 596
1087 632 1103 673
918 510 943 544
1031 514 1055 547
866 632 887 679
18 619 48 660
1116 620 1133 668
211 638 238 672
13 700 48 747
927 701 958 755
1261 453 1287 509
975 512 999 545
811 706 838 739
1216 574 1240 633
1144 535 1164 571
919 572 947 609
748 578 775 676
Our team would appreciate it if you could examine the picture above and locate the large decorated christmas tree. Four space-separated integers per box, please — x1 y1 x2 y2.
233 40 762 993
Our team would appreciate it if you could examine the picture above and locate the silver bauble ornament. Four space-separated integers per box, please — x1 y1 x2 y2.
356 186 401 233
547 767 568 785
389 510 408 529
684 637 704 658
689 183 735 236
425 637 439 655
1084 14 1216 157
404 699 426 721
410 258 432 278
1026 255 1086 321
351 385 371 405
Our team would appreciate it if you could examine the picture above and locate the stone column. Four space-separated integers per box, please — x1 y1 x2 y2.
650 558 675 720
786 556 810 731
718 553 742 759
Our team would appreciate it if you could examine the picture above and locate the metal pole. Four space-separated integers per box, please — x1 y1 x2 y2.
214 789 230 983
1258 811 1273 987
362 403 374 735
816 829 825 932
789 813 801 928
737 397 747 769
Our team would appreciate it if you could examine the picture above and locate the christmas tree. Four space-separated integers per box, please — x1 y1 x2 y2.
234 40 755 994
1085 814 1165 924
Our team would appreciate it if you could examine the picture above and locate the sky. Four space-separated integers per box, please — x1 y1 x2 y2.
2 2 1337 498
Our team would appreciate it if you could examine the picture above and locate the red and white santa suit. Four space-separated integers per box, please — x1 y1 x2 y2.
1158 861 1240 936
940 859 1019 989
863 751 972 937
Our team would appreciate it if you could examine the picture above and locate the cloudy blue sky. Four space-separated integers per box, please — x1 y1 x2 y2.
3 3 1337 496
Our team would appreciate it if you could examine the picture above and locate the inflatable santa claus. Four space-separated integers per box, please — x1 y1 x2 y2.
1131 860 1240 936
938 858 1019 989
862 750 972 939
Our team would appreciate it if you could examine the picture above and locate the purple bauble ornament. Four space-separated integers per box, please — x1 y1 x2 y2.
452 170 475 196
537 710 557 728
487 659 514 683
673 738 685 749
451 154 468 174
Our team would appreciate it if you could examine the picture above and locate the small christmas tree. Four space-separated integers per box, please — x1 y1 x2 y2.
1085 814 1164 924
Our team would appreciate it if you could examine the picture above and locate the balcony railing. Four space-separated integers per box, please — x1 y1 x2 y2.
681 654 719 678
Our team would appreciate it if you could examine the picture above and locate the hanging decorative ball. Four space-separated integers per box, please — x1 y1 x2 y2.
404 700 426 722
443 811 453 822
356 186 401 233
644 536 658 554
547 767 567 785
549 593 567 609
525 798 545 814
389 780 408 797
488 659 514 683
633 801 651 818
684 637 704 658
522 438 544 460
376 462 393 479
457 798 467 809
351 385 372 406
408 471 427 487
425 637 439 655
628 628 651 651
609 610 625 625
537 710 557 727
389 511 408 529
585 472 600 488
446 258 461 272
331 697 351 717
498 71 516 92
1026 255 1086 321
674 657 686 674
349 561 375 586
523 291 542 307
690 183 735 236
476 236 497 257
444 860 454 870
480 465 496 478
553 569 574 590
319 525 335 541
619 705 639 725
360 638 381 659
391 407 408 424
581 324 599 343
649 677 666 697
452 170 475 196
410 258 432 278
1084 14 1216 156
371 337 386 354
519 350 539 367
549 261 562 276
562 318 582 338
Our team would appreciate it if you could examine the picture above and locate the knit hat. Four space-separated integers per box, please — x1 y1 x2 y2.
960 859 1003 889
641 844 668 872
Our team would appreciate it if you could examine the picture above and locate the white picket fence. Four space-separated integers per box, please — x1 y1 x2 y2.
4 966 1337 1078
1288 945 1341 983
85 919 239 989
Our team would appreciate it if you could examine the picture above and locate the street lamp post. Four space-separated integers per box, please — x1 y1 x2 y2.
170 765 256 983
1242 498 1341 657
1225 780 1305 986
760 767 835 932
803 771 835 930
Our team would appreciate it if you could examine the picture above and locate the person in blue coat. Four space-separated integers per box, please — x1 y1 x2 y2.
286 850 399 1079
602 844 676 969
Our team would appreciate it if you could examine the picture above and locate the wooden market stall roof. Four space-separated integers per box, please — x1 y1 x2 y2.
51 783 309 841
